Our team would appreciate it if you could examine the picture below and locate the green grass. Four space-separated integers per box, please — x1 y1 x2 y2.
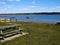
0 22 60 45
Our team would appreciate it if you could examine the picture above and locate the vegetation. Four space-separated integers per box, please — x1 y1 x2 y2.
0 22 60 45
0 22 14 26
0 12 60 15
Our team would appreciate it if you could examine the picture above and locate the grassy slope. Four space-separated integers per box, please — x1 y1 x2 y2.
0 22 60 45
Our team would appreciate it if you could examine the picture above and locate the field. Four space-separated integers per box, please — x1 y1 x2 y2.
0 22 60 45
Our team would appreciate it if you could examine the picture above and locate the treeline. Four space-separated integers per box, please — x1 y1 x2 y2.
0 12 60 15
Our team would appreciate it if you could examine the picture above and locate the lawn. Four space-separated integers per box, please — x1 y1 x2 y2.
0 22 60 45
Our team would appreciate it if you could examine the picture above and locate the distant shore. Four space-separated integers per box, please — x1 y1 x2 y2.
0 12 60 15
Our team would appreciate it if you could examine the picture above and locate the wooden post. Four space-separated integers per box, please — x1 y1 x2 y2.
1 30 5 40
19 27 22 34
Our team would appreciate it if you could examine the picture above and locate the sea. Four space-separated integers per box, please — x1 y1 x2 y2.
0 14 60 24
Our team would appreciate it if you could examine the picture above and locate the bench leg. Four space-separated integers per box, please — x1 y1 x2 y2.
2 35 5 40
20 30 22 34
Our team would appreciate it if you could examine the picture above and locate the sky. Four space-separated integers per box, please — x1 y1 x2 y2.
0 0 60 13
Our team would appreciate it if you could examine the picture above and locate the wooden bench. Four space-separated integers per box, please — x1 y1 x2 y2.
0 24 23 40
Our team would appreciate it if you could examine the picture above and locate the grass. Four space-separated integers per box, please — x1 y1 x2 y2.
0 22 60 45
0 22 14 26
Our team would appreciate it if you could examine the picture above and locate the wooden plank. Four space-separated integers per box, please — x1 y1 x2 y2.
0 24 19 29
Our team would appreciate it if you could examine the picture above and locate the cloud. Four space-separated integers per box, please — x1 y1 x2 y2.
7 5 12 9
0 7 3 8
50 6 60 10
8 0 21 2
0 5 12 12
8 0 14 2
0 8 7 12
13 8 17 11
16 0 21 2
0 2 6 4
21 8 29 10
31 6 36 8
56 6 60 8
40 7 47 10
32 1 36 4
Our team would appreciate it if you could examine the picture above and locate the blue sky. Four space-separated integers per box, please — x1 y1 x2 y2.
0 0 60 13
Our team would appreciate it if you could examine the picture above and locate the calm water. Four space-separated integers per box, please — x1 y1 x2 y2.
0 14 60 24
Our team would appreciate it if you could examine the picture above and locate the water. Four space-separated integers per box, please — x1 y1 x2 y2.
0 14 60 24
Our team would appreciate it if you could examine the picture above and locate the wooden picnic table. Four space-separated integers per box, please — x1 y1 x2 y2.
0 24 23 40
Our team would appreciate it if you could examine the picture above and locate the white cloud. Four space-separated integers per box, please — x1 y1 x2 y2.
40 7 47 10
8 0 14 2
16 0 21 2
50 6 60 10
0 8 7 12
7 5 12 8
13 9 17 10
32 1 36 4
30 6 37 8
0 7 2 8
8 0 21 2
0 5 12 12
56 6 60 8
3 8 7 10
21 8 29 10
0 2 6 4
